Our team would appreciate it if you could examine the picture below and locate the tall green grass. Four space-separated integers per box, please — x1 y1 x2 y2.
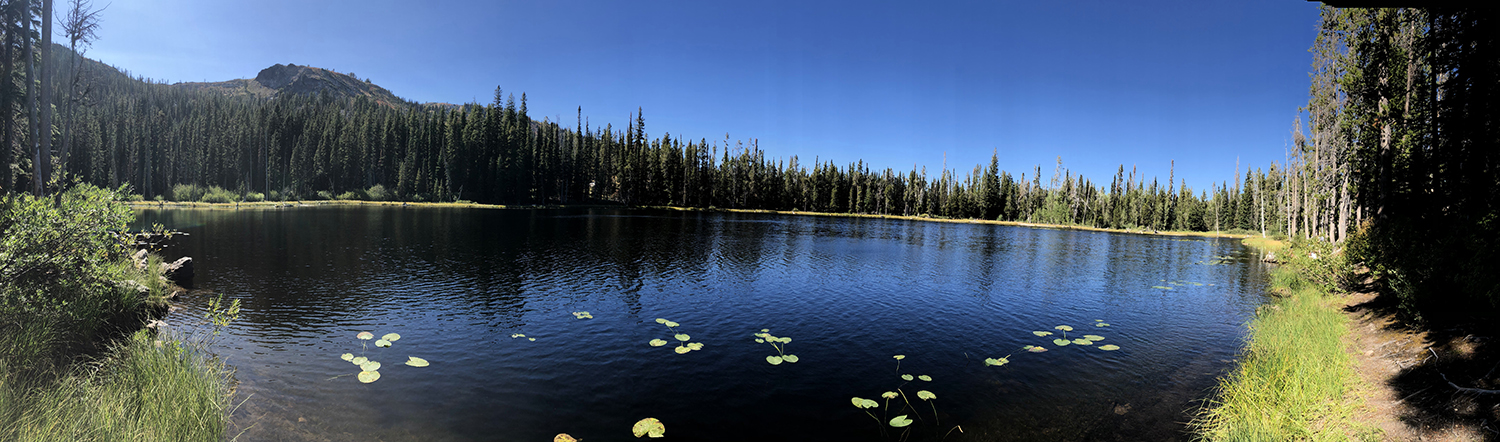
1193 242 1374 441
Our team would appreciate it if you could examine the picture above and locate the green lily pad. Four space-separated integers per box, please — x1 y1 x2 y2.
1099 344 1121 351
360 361 382 371
632 417 665 438
1053 338 1071 346
984 357 1010 366
1033 331 1053 337
356 332 374 340
1055 325 1074 332
761 328 769 332
1096 319 1103 322
375 339 391 348
655 318 668 324
755 339 764 343
782 354 799 363
882 391 899 399
351 356 369 365
901 374 914 381
917 390 936 400
649 339 667 347
528 338 535 341
674 346 690 354
766 355 783 365
1096 323 1111 327
779 337 792 344
405 356 429 367
893 355 905 360
382 333 400 342
340 353 354 361
917 375 932 381
572 311 593 319
674 334 690 342
1152 286 1174 290
851 397 879 409
686 342 704 351
555 434 578 442
663 321 679 328
511 333 527 338
1028 346 1049 353
1083 335 1105 341
1072 338 1093 345
358 370 380 383
889 415 913 428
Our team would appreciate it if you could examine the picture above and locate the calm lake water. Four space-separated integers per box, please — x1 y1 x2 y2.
134 206 1269 442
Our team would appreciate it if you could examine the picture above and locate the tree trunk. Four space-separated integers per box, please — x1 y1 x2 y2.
25 1 40 196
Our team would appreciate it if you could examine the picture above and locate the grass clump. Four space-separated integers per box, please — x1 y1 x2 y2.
1193 241 1372 441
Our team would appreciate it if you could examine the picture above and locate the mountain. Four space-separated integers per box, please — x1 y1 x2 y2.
169 63 409 107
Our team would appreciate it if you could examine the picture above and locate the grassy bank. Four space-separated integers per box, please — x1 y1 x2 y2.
1192 238 1372 441
1 185 235 441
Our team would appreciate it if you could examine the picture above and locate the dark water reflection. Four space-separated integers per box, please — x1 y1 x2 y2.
134 207 1268 442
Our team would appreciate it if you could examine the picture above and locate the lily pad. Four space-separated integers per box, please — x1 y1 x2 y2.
1083 335 1105 341
360 361 382 371
555 434 578 442
984 357 1010 366
1053 338 1071 346
766 355 783 365
1028 346 1049 353
893 355 905 360
358 370 380 383
782 354 799 363
632 417 665 438
917 390 936 400
1055 325 1074 332
1099 344 1121 351
572 311 593 319
655 318 668 324
405 356 429 367
901 374 914 381
382 333 400 342
917 375 932 381
1096 323 1111 327
851 397 878 409
340 353 354 361
649 339 668 347
761 328 769 332
663 321 679 328
528 337 535 341
779 337 792 344
882 391 899 399
674 346 690 354
1072 338 1093 345
686 342 704 351
755 339 765 343
375 339 391 348
1033 331 1053 337
1152 286 1174 290
356 332 374 340
351 356 369 365
889 415 913 428
674 334 690 342
511 333 526 338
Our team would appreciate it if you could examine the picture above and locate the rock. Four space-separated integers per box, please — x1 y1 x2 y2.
160 257 194 285
131 249 149 270
1262 252 1278 263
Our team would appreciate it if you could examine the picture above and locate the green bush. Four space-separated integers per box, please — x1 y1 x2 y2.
169 184 205 202
365 184 389 201
198 186 238 204
336 191 361 201
314 190 333 200
242 192 264 202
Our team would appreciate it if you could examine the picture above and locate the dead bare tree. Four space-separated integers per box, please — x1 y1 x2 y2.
56 0 103 171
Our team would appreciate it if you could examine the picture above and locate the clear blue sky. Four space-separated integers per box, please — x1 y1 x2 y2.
87 0 1321 192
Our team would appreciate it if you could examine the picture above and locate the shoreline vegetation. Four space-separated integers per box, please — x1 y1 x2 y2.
0 184 235 442
126 199 1256 240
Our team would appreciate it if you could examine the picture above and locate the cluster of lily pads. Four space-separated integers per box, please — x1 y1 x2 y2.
851 365 954 439
648 318 705 354
510 333 536 341
572 311 594 319
338 331 429 384
1021 322 1119 352
754 329 799 365
1151 279 1208 290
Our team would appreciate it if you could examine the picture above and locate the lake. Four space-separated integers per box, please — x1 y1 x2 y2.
133 206 1269 441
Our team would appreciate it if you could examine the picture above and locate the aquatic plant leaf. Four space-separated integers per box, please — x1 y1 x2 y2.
917 390 936 400
360 361 382 372
889 415 913 427
663 321 679 328
351 356 368 365
917 375 932 381
882 391 899 399
405 356 429 367
382 333 400 342
340 353 354 361
901 374 914 381
782 354 799 363
761 329 769 332
766 356 783 365
528 338 535 341
851 397 879 409
1083 335 1105 341
358 370 380 383
1033 331 1053 337
779 337 792 344
1072 339 1093 345
1028 346 1049 353
375 339 391 348
674 334 690 342
655 318 668 324
511 333 527 338
686 342 704 351
1055 325 1074 332
674 346 690 354
1152 286 1174 290
893 355 905 360
1099 344 1121 351
572 311 593 319
356 332 374 340
649 339 668 347
755 339 765 344
1096 323 1111 327
632 417 665 438
1096 319 1103 322
1053 338 1071 346
554 434 578 442
984 357 1010 367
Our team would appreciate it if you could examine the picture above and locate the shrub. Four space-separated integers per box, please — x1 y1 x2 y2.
314 190 333 201
242 192 265 202
336 191 360 201
199 186 238 204
169 184 205 202
364 184 389 201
